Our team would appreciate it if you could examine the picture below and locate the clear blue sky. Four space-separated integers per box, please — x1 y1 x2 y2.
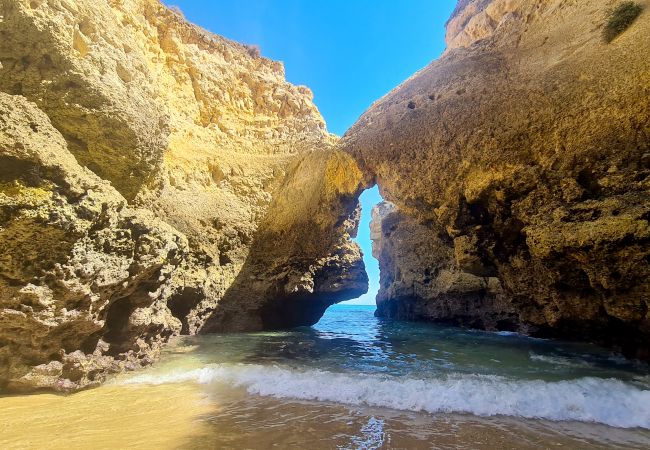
165 0 456 304
348 186 383 305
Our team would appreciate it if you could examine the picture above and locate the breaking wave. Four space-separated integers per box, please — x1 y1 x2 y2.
119 363 650 429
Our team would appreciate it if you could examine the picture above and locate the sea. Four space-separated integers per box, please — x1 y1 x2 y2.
2 304 650 449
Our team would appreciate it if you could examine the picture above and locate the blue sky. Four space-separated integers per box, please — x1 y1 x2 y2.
350 186 383 305
166 0 456 304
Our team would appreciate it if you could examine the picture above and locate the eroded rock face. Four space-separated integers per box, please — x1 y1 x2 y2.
202 150 368 332
0 93 186 391
0 0 169 201
344 0 650 357
0 0 367 391
371 201 517 329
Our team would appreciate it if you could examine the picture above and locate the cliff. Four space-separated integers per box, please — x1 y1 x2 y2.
346 0 650 358
0 92 187 390
0 0 366 391
2 0 649 391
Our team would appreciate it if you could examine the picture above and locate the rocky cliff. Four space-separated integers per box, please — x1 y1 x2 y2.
2 0 649 391
0 0 366 391
346 0 649 358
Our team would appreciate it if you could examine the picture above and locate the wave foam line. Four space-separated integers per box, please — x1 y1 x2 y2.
120 364 650 429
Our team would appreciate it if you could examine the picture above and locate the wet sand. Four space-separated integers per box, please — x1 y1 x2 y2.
0 383 213 450
2 379 649 450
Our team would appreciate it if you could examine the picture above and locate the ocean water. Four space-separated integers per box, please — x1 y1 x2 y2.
2 304 650 449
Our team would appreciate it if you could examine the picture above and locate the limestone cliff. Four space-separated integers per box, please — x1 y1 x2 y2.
3 0 649 391
345 0 650 358
0 93 186 391
370 201 514 327
0 0 366 391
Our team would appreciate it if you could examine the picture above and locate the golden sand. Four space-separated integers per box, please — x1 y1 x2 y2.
0 383 213 450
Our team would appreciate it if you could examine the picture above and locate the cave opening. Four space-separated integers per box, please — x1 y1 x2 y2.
311 184 384 333
327 185 384 314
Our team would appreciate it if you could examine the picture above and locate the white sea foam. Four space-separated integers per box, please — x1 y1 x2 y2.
120 364 650 429
495 331 520 337
343 417 385 450
529 352 595 368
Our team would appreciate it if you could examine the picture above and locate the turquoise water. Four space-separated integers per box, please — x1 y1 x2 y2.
117 304 650 448
127 305 650 424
